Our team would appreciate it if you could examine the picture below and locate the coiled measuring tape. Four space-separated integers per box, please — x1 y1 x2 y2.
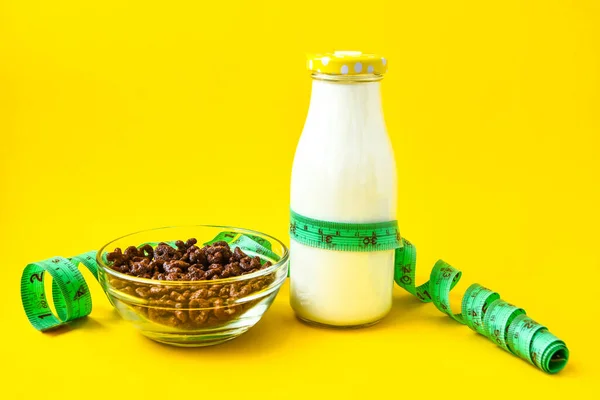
20 233 278 332
20 252 99 332
290 210 569 374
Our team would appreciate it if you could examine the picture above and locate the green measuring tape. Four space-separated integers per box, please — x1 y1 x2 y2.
290 210 569 374
289 211 400 251
20 233 279 332
20 252 99 331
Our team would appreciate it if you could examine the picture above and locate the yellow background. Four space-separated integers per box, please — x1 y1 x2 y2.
1 0 598 398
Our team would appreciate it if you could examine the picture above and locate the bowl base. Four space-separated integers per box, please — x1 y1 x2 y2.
140 326 251 347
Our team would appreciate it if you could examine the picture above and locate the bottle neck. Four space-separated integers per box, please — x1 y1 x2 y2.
305 78 385 136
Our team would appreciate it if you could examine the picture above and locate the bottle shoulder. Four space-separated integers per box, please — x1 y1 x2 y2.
292 124 396 174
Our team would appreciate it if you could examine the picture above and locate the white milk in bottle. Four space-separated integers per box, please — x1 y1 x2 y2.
290 51 398 327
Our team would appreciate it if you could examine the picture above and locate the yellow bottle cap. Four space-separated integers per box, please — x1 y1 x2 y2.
306 51 388 76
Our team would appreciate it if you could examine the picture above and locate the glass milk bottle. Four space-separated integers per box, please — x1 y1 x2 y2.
290 51 398 327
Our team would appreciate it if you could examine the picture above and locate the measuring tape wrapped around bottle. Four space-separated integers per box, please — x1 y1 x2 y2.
289 210 569 374
20 233 279 332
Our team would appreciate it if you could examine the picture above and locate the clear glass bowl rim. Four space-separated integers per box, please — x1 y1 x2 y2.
96 225 289 287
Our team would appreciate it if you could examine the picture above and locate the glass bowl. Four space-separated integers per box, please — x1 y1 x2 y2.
96 226 289 347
